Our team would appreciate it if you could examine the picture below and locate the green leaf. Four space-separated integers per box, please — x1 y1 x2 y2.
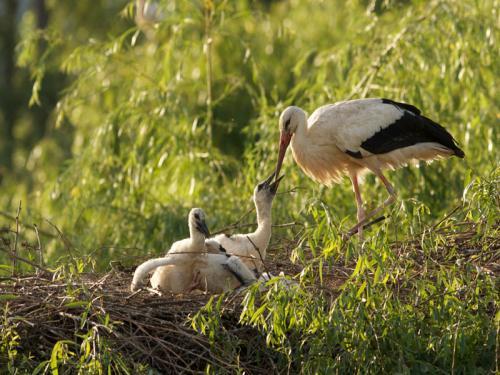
0 294 18 301
63 301 89 309
352 256 365 278
0 264 13 273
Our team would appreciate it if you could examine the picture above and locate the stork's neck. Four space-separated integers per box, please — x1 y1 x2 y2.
189 226 206 248
249 201 272 256
291 109 309 147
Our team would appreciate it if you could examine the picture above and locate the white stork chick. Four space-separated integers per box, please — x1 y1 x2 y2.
274 98 464 237
166 208 213 255
130 253 256 293
209 172 283 273
131 207 208 292
130 207 257 292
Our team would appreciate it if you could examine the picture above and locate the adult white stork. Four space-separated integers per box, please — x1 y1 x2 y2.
274 98 464 237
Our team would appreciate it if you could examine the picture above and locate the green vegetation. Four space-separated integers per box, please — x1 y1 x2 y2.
0 0 498 373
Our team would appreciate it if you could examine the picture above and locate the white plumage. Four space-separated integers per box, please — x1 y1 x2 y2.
166 208 212 255
131 253 256 293
209 172 282 273
130 208 257 293
274 98 464 236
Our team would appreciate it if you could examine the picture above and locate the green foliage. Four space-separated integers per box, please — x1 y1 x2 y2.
3 0 497 261
0 0 496 258
1 304 22 373
193 174 498 373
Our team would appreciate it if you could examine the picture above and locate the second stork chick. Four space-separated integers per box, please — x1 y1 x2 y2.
209 172 283 273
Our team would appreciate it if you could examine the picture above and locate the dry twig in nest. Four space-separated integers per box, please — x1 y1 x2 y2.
0 271 277 373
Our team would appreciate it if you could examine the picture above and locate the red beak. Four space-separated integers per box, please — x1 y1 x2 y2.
275 131 292 180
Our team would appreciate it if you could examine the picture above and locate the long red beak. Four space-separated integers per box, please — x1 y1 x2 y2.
274 131 292 181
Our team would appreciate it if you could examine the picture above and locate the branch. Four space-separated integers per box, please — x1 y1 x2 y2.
12 200 21 275
246 235 269 276
0 247 52 275
34 224 44 276
0 210 56 238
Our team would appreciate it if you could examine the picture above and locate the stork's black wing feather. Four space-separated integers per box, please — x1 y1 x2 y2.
381 98 421 115
361 110 465 158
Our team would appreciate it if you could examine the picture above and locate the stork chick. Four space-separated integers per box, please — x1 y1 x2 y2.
166 208 212 254
131 253 256 293
274 98 464 237
209 172 283 273
130 208 257 293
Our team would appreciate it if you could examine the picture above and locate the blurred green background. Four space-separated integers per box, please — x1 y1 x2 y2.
0 0 497 267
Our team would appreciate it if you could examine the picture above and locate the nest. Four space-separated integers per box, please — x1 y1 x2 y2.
1 216 498 373
1 270 281 373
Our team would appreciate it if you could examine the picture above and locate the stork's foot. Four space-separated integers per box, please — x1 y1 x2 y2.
344 215 387 241
187 270 202 292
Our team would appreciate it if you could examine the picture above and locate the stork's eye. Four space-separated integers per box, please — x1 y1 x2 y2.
257 183 264 191
194 213 200 220
284 119 291 129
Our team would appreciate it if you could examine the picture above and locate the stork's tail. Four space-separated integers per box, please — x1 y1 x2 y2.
453 147 465 158
130 257 176 292
419 115 465 158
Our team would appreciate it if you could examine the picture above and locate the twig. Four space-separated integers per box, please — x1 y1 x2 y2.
432 205 462 229
12 201 21 276
212 221 301 236
125 289 142 300
276 186 308 195
45 219 75 256
0 210 56 238
363 215 386 230
272 221 303 228
0 247 52 275
212 222 254 235
212 204 256 235
347 2 440 99
246 235 269 275
204 0 214 146
34 224 43 276
136 251 263 261
90 272 112 289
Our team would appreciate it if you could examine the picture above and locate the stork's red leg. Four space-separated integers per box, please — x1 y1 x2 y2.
350 173 365 238
347 171 396 237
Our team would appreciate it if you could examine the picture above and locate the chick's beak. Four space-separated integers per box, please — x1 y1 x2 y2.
269 174 284 194
262 171 276 187
196 219 211 238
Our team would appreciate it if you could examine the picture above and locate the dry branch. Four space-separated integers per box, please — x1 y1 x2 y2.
0 210 56 238
0 271 276 373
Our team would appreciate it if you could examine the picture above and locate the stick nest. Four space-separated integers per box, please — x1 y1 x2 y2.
1 269 283 373
1 218 498 373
